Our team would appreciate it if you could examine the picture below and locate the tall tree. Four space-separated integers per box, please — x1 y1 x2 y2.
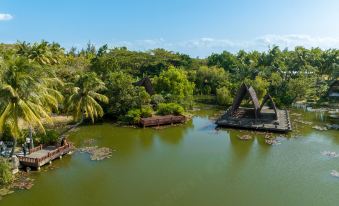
66 72 108 123
0 57 63 155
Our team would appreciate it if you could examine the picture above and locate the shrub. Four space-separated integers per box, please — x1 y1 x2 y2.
140 106 153 118
216 86 233 106
124 109 141 124
0 158 14 185
151 94 165 105
156 103 184 115
153 66 194 108
40 130 59 145
123 107 154 124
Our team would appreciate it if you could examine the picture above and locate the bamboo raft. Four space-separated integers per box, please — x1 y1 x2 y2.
17 143 72 170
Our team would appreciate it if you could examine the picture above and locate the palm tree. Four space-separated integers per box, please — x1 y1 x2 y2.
66 72 108 123
0 57 63 155
16 41 64 65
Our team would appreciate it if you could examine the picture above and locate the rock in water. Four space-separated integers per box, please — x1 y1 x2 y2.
321 151 339 158
83 138 96 146
331 170 339 177
90 147 112 161
294 120 313 125
79 146 113 161
265 138 280 145
312 125 328 131
0 188 14 199
238 135 252 141
11 172 35 190
326 124 339 130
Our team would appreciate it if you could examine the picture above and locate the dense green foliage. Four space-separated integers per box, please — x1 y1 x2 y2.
193 66 229 95
66 72 108 123
154 66 194 108
216 87 233 106
38 130 59 145
0 158 14 185
123 106 153 124
156 103 184 115
0 41 337 145
208 47 338 105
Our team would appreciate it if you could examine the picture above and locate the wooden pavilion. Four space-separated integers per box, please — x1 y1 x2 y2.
216 83 291 132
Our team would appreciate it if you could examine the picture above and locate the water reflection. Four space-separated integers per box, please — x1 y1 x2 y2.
156 120 194 145
3 105 339 206
228 130 254 159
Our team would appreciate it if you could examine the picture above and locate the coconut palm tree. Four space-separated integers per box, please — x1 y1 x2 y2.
16 41 64 66
0 57 63 155
66 72 108 123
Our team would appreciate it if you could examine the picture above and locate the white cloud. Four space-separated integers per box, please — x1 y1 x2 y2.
0 13 13 21
255 34 339 49
107 34 339 57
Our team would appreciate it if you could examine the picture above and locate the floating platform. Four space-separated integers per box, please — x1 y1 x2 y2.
216 107 292 133
140 115 186 127
17 143 72 170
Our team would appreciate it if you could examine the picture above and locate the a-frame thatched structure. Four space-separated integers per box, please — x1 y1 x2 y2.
133 77 155 95
259 94 278 120
217 83 291 133
229 83 261 119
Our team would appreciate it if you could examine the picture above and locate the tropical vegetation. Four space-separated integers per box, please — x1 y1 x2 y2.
0 42 337 151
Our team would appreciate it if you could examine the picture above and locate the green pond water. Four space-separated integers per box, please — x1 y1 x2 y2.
1 106 339 206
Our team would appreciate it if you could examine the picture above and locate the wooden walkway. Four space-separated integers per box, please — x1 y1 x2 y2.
216 108 292 133
17 143 72 170
140 115 186 127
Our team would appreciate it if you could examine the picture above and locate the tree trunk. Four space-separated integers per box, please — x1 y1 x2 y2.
80 113 84 124
29 126 34 149
10 137 17 157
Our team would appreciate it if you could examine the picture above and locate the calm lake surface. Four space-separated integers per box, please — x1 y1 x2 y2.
2 106 339 206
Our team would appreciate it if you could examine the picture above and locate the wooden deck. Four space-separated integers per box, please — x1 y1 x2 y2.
216 107 292 133
17 143 72 169
140 115 186 127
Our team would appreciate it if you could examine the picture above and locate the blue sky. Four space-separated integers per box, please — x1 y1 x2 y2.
1 0 339 57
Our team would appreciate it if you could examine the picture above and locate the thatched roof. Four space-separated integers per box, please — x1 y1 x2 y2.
133 77 155 95
229 83 260 119
259 94 278 120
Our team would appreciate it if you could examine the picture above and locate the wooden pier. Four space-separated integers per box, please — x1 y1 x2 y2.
17 143 72 170
140 115 186 127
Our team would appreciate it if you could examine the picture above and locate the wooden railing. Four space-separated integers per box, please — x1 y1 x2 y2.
18 143 72 167
18 156 39 164
35 144 72 163
29 145 43 153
